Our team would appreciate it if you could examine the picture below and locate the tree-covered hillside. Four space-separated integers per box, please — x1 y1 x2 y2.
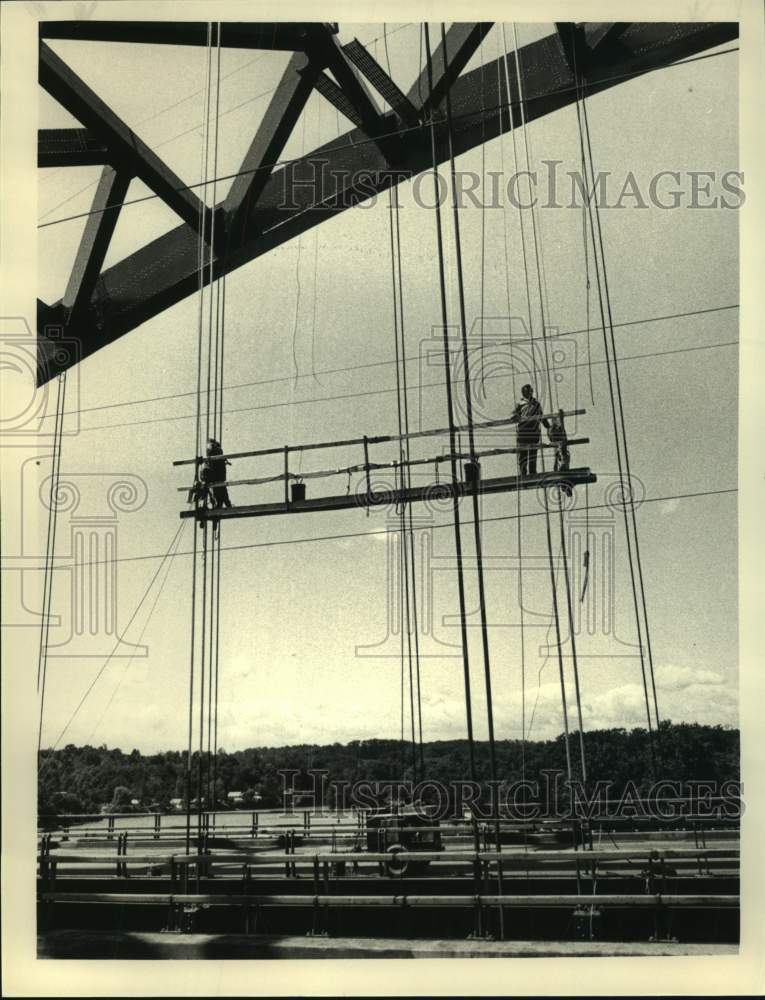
38 721 739 815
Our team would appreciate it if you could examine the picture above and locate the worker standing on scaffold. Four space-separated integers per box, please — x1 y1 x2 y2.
204 438 232 510
511 384 549 476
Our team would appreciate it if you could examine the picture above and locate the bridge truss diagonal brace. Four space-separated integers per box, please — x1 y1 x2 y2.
555 22 631 80
39 40 212 238
36 22 739 385
406 22 494 113
306 29 386 142
62 166 132 322
222 51 319 246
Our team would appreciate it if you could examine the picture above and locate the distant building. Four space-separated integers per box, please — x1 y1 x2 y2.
227 790 262 807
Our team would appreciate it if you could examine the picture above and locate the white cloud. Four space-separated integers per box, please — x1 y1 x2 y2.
655 663 724 690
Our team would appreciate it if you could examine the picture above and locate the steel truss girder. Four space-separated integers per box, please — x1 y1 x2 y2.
62 166 132 322
37 21 738 385
39 21 338 51
38 128 109 168
406 22 493 112
222 50 319 247
39 40 213 238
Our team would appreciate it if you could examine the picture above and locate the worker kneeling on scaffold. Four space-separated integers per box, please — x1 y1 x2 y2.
511 383 550 476
548 412 573 498
186 439 232 511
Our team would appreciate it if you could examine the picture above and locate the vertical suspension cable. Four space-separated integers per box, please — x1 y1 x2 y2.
580 94 662 750
390 175 425 773
188 21 213 853
197 521 209 853
573 78 658 775
441 23 498 788
37 372 67 756
195 23 213 462
557 501 587 784
544 503 573 784
516 489 527 792
398 464 417 783
392 189 426 774
203 26 218 446
514 21 588 784
185 508 199 856
207 24 222 448
424 22 476 782
497 25 524 398
389 187 417 783
399 525 405 766
195 21 225 827
211 528 222 815
499 23 531 798
511 23 557 412
501 25 539 394
210 272 225 819
513 25 558 409
206 521 216 806
504 22 577 784
479 32 487 393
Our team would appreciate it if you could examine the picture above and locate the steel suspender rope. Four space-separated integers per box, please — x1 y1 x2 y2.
399 461 417 783
441 24 506 935
389 190 417 784
505 23 584 782
424 23 476 783
512 24 560 409
571 40 659 774
188 21 213 858
499 24 534 819
388 191 406 775
392 194 426 776
441 22 499 786
207 23 223 823
573 36 597 410
185 514 199 856
37 372 67 757
580 91 663 755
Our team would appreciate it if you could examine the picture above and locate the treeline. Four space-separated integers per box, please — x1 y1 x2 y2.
38 721 739 815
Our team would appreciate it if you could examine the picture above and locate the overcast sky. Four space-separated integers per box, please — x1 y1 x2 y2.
34 23 739 754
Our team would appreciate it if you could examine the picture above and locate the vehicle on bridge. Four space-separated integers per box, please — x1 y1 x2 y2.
365 806 443 876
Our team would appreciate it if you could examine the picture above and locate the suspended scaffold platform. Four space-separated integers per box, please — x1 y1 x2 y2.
180 468 596 522
175 409 597 522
